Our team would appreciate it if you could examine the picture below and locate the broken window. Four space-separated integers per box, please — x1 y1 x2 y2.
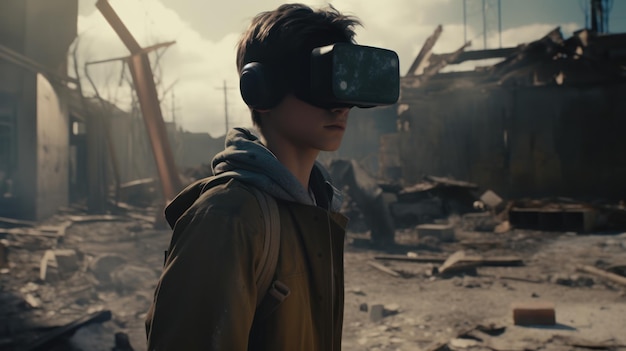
0 95 16 198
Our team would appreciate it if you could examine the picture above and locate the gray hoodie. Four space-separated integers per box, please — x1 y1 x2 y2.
212 127 343 211
165 127 343 228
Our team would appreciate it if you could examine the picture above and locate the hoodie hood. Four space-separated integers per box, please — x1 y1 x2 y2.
212 127 343 209
165 127 342 228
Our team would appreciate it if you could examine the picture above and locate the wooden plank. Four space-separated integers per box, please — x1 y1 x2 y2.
577 265 626 286
0 228 58 238
375 255 445 264
0 216 36 227
407 25 442 76
67 215 127 223
367 261 401 278
375 254 524 267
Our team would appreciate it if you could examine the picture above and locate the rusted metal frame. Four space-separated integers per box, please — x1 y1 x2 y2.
96 0 182 202
126 54 182 201
85 41 176 66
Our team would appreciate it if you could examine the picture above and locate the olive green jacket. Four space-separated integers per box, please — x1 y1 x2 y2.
145 178 348 350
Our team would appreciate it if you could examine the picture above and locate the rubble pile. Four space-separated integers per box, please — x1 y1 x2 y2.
0 205 169 351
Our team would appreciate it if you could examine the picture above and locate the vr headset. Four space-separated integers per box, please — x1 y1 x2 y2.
240 43 400 110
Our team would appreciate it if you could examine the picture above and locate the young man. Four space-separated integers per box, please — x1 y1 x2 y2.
145 3 395 350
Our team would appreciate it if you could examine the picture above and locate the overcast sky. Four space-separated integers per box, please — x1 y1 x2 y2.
74 0 626 137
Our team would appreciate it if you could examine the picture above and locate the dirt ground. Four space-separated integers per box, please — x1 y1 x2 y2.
1 207 625 351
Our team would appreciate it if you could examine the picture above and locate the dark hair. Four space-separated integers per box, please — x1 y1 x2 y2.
236 3 361 126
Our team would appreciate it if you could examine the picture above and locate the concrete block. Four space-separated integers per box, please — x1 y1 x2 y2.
416 224 455 242
53 249 80 274
0 240 8 273
512 301 556 326
40 249 80 281
369 304 385 322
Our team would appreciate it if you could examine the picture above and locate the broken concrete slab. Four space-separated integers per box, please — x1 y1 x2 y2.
417 224 455 242
480 190 504 209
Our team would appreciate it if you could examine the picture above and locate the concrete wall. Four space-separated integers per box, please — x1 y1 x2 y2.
398 83 626 200
35 73 69 219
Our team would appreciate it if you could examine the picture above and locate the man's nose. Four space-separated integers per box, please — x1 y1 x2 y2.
330 106 351 116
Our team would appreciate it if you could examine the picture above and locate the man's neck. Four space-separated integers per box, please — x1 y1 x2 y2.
261 135 319 190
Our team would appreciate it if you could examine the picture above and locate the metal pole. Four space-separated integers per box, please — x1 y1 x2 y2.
482 0 487 49
498 0 502 48
96 0 183 203
463 0 467 45
223 80 229 135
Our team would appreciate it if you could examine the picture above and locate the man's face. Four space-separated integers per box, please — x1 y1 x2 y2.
263 94 351 152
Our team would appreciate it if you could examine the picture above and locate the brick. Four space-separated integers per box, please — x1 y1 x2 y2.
511 301 556 326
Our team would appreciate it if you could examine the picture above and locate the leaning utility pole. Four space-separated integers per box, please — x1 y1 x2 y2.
96 0 183 203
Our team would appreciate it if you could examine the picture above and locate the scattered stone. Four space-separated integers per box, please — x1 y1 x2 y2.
23 293 42 309
551 274 594 287
462 276 481 288
350 287 366 296
449 337 479 349
384 304 400 317
360 303 368 312
90 254 127 284
531 292 540 298
416 224 455 242
494 220 511 234
110 264 158 294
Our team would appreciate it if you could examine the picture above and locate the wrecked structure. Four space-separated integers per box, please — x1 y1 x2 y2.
395 27 626 201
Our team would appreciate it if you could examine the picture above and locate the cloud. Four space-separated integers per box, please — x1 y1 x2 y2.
73 0 251 138
72 0 583 137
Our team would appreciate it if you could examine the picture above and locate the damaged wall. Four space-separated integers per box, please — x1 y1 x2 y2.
36 74 69 219
0 0 77 219
398 82 626 200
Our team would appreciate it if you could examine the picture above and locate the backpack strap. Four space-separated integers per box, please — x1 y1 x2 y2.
249 187 290 319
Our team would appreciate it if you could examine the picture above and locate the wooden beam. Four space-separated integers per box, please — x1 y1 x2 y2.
430 47 518 65
407 25 442 76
